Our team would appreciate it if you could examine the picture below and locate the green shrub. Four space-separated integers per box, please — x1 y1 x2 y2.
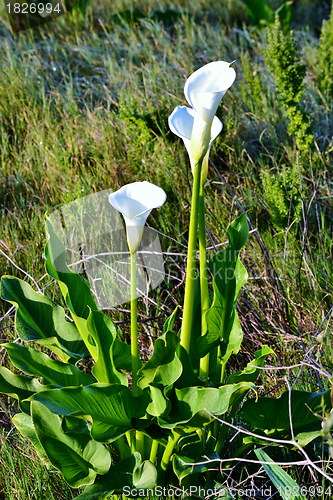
317 1 333 98
264 15 313 155
261 162 301 231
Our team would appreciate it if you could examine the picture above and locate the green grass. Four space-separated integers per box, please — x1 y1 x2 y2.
0 0 333 497
0 426 81 499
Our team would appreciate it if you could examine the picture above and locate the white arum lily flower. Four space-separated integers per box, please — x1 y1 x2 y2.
108 181 166 254
184 61 236 162
168 105 222 183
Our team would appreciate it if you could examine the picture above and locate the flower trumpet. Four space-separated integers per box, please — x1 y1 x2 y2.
184 60 236 163
108 181 167 255
168 105 222 184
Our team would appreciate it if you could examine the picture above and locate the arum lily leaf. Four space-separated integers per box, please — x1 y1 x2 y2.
138 330 182 389
45 218 97 319
198 284 243 362
0 276 88 363
244 430 324 448
12 413 49 463
137 330 201 416
45 219 99 359
173 451 220 482
73 452 157 499
163 306 179 334
0 367 45 414
197 213 249 363
241 389 332 444
254 449 305 500
31 401 111 488
62 416 93 435
113 337 132 372
3 343 95 387
224 346 275 415
174 343 202 389
178 432 202 459
87 310 127 385
45 220 131 373
145 385 169 417
226 345 274 384
160 382 255 429
29 384 151 442
291 430 325 447
196 280 223 357
224 212 249 253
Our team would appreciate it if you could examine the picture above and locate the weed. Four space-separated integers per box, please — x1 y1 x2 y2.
264 14 313 155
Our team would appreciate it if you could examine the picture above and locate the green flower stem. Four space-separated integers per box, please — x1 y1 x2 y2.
214 346 227 385
215 421 228 456
130 250 145 458
115 435 129 460
180 158 203 353
214 345 222 386
130 250 140 395
159 430 181 484
220 359 227 384
198 183 210 380
149 439 159 465
126 431 134 454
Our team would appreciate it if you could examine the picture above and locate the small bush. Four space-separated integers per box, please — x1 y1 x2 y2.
317 1 333 98
264 15 313 155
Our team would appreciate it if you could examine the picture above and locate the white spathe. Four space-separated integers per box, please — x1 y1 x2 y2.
184 61 236 124
183 61 236 162
109 181 167 253
168 106 222 183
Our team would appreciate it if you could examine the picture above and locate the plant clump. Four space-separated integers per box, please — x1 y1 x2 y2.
264 14 313 155
317 1 333 98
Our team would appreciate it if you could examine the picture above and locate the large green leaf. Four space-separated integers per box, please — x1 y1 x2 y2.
254 449 305 500
3 343 95 387
144 385 169 417
137 330 202 417
29 384 151 442
12 413 50 463
45 219 99 360
160 382 255 430
224 346 275 415
31 401 111 488
197 212 249 364
163 306 179 334
113 337 132 372
45 218 98 319
86 309 127 385
175 343 202 389
241 389 332 444
226 345 274 384
177 432 202 459
0 276 88 363
196 280 223 357
45 219 131 374
173 451 220 482
0 366 45 413
138 330 182 389
73 452 157 499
